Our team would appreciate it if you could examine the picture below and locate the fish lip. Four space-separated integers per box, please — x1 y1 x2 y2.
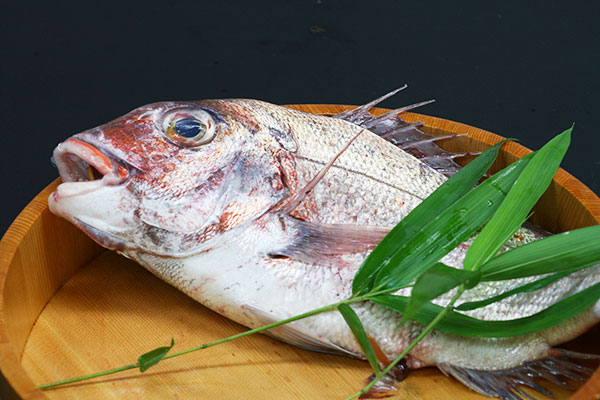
52 138 133 197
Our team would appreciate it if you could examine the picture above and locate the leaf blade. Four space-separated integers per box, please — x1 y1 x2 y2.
463 127 572 271
138 338 175 372
371 283 600 337
352 140 510 295
371 152 535 292
338 304 381 374
479 225 600 281
401 263 479 324
456 269 575 311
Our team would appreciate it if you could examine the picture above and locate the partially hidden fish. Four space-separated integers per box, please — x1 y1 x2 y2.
48 88 600 399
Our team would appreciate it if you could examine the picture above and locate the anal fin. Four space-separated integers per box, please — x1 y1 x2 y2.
438 349 600 400
360 358 409 399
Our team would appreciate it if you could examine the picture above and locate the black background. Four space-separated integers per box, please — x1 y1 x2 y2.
2 1 599 236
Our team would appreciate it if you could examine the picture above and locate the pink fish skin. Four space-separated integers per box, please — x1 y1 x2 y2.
49 95 600 399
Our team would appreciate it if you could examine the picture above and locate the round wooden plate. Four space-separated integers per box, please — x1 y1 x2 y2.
0 105 598 399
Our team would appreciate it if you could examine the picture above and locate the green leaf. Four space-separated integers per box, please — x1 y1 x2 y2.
371 282 600 337
463 127 572 271
370 152 535 293
401 263 479 324
138 338 175 372
338 304 381 374
352 140 510 295
456 269 576 311
479 225 600 281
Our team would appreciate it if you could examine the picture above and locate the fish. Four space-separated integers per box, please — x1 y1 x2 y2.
48 88 600 399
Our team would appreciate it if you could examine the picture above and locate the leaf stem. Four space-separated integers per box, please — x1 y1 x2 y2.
39 300 360 390
343 288 465 400
38 363 139 390
162 301 343 360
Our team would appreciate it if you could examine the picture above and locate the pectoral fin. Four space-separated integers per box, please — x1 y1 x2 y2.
270 216 389 265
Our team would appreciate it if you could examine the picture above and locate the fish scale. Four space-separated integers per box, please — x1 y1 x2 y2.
48 93 600 399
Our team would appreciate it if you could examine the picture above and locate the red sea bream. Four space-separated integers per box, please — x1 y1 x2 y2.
48 89 600 399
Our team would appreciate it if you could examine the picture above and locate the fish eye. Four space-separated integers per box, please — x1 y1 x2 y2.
170 118 206 139
162 107 218 147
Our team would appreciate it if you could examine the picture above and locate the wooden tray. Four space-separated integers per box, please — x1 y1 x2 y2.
1 104 598 399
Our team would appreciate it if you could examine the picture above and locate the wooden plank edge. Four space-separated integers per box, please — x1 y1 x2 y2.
0 181 64 400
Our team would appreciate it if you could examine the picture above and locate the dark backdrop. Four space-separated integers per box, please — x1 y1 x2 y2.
2 1 599 236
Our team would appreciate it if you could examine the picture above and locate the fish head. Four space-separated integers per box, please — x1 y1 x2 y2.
49 100 295 257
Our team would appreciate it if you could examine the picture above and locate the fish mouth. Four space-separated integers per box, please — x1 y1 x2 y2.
49 138 135 251
52 138 130 197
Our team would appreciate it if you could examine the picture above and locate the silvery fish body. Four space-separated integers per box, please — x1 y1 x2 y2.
48 92 600 399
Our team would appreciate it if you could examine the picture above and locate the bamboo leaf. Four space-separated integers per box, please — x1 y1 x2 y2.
456 269 576 311
401 263 479 324
371 282 600 337
138 338 175 372
338 304 381 374
371 152 535 293
352 140 510 295
479 225 600 281
463 127 572 271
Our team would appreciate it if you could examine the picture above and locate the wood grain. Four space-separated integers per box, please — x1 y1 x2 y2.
0 104 598 399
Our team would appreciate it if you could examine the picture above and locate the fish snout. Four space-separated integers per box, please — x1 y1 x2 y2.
48 137 138 248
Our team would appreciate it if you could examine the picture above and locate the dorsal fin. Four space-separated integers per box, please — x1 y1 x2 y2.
333 85 407 124
333 89 466 176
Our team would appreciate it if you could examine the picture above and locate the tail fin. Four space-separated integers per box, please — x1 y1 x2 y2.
438 349 600 400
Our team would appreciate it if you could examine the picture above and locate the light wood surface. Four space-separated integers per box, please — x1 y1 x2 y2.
0 104 598 399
